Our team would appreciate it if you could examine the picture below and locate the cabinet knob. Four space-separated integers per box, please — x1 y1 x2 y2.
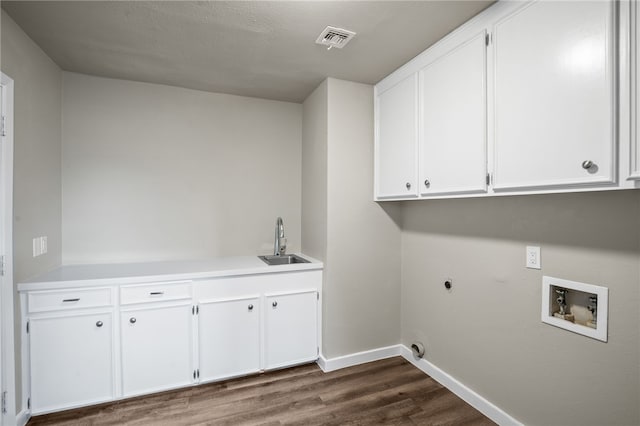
582 160 594 170
96 321 103 328
129 317 137 324
248 304 254 311
272 301 278 307
424 179 430 188
406 182 411 190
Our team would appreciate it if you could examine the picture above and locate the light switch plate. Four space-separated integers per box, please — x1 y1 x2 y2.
32 237 40 257
526 246 541 269
32 236 48 257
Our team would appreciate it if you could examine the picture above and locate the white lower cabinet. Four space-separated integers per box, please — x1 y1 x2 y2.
22 268 322 414
120 303 194 397
198 296 261 382
29 311 115 414
265 290 318 370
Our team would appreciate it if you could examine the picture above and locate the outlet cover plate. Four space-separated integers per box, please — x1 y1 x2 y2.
526 246 541 269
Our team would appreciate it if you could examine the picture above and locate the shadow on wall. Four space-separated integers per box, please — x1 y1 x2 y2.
399 189 640 254
378 201 403 229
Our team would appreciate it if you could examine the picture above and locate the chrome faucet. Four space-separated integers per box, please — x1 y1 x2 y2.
274 217 287 256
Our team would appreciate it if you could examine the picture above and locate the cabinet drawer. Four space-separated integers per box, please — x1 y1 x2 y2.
120 281 192 305
28 288 113 313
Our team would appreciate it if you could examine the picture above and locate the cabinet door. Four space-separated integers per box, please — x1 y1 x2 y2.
493 1 615 190
121 304 193 397
420 31 487 196
375 74 419 199
265 291 317 370
30 312 114 413
632 0 640 180
198 296 260 382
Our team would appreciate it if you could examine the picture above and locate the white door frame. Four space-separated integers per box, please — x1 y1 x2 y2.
1 71 16 426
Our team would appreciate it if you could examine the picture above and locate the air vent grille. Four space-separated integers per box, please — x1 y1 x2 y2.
315 26 356 49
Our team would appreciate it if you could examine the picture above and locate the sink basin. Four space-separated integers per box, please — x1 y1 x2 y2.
258 254 310 266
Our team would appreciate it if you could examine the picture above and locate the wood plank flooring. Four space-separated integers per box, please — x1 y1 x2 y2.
28 357 495 426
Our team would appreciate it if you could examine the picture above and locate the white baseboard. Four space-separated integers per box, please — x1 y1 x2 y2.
399 345 522 426
16 409 30 426
316 344 521 426
317 344 402 372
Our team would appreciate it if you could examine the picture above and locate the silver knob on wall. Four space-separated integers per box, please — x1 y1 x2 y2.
582 160 594 170
406 182 411 190
129 317 136 324
248 304 254 311
96 321 103 328
272 301 278 307
424 179 430 188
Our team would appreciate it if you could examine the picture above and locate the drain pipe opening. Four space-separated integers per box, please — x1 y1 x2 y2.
411 342 425 358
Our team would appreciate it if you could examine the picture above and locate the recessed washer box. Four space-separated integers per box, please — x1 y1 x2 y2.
541 276 608 342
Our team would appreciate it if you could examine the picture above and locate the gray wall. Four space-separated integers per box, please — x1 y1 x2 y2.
400 190 640 426
1 10 63 414
301 80 327 262
62 72 302 264
302 78 402 358
0 12 62 284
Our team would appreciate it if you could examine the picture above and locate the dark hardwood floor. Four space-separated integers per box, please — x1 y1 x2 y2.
28 357 495 425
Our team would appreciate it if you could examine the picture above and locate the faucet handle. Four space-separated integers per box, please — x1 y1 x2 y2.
279 237 287 254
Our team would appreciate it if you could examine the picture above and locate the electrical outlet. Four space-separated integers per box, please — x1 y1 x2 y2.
526 246 541 269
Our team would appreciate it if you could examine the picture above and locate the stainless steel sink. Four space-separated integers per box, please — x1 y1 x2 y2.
258 254 310 266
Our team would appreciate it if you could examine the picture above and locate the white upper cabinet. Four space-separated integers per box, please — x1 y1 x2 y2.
374 0 639 200
375 74 418 199
492 1 616 191
419 31 488 196
631 0 640 180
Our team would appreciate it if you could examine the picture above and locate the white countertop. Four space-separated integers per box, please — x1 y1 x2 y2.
18 254 323 291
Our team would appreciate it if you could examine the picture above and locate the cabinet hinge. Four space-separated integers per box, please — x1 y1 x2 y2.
317 347 319 356
26 321 29 334
1 116 6 137
486 173 491 185
27 397 31 410
1 390 7 414
0 255 4 276
316 292 319 300
485 32 491 46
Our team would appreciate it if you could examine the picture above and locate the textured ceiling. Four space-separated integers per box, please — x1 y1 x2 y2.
2 1 494 102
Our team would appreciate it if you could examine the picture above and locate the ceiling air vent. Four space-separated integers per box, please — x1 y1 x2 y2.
315 26 356 50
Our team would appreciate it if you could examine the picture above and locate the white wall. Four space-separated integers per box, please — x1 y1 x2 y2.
302 78 402 359
62 72 302 264
401 190 640 426
1 10 63 415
